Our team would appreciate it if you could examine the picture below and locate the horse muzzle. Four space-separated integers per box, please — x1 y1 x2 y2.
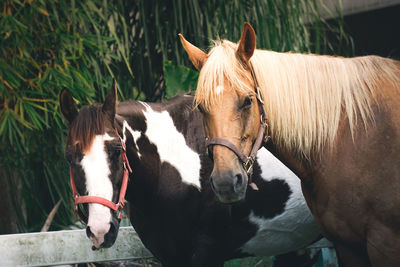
87 214 120 249
210 169 248 203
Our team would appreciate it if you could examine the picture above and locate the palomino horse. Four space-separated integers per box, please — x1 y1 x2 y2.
60 84 323 266
180 23 400 266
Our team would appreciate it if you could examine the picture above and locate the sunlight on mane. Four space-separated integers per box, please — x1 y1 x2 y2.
195 40 399 157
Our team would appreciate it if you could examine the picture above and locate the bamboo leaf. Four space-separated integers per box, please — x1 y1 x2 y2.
37 7 50 17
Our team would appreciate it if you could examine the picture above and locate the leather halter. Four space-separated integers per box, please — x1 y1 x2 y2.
69 130 132 224
205 65 269 189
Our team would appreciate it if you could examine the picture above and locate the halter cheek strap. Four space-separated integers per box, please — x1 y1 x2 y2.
205 65 269 190
69 130 132 224
205 120 265 173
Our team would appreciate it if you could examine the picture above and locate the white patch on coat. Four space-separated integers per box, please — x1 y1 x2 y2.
240 147 320 256
141 106 202 189
122 120 142 158
216 85 224 95
139 101 151 110
80 133 114 248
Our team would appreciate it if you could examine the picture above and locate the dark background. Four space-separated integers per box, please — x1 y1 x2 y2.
345 4 400 59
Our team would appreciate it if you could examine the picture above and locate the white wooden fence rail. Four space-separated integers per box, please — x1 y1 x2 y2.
0 227 336 267
0 227 152 267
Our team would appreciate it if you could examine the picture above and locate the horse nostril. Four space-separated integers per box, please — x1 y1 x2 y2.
86 226 93 238
234 173 244 193
109 220 116 233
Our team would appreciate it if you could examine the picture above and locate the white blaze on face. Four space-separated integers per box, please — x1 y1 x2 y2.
80 133 115 248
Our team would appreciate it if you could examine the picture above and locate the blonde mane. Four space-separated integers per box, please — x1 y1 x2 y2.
195 40 399 157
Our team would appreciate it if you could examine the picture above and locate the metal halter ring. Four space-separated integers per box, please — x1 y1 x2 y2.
243 157 254 174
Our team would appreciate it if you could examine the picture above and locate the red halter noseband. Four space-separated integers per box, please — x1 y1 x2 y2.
69 130 132 224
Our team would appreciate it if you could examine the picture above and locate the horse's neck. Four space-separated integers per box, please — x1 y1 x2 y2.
264 141 312 183
116 96 204 189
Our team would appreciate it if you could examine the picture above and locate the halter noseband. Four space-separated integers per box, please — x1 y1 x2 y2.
205 65 269 190
69 130 132 224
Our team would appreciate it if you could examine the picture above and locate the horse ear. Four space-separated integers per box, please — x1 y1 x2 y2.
59 89 78 123
102 79 118 123
236 22 256 64
179 33 208 70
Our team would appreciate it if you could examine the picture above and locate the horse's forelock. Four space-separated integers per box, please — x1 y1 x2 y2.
68 105 106 153
194 40 254 111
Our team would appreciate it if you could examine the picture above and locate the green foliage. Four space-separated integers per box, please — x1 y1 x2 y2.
163 60 198 99
0 0 131 231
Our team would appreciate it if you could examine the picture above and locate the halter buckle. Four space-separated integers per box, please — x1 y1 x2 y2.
116 209 123 221
243 157 254 174
256 87 264 104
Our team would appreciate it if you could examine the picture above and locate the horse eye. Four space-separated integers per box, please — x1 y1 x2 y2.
109 148 121 158
241 96 252 109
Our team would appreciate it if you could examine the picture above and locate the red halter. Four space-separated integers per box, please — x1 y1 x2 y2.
69 130 132 224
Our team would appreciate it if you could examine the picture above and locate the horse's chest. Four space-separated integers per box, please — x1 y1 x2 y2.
129 199 197 260
239 149 320 256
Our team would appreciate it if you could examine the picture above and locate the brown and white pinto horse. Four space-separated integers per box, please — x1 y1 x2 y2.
180 23 400 266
